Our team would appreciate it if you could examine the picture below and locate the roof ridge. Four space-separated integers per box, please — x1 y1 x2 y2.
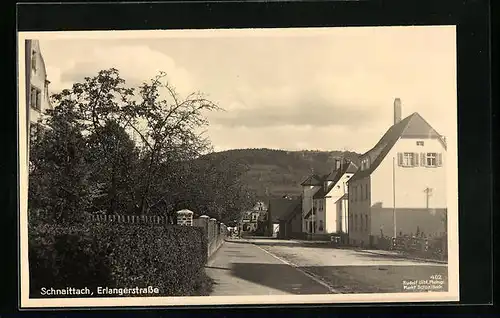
359 113 413 157
398 112 418 138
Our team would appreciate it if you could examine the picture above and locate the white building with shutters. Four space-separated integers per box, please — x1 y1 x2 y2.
347 98 447 247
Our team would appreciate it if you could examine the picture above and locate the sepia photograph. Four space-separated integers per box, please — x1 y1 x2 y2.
18 26 459 307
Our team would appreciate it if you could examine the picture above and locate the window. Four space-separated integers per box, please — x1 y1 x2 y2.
365 215 368 231
416 141 425 146
420 152 443 167
361 158 370 171
403 152 416 166
319 220 324 231
398 152 419 167
426 153 437 166
354 215 358 231
31 50 37 72
360 215 363 231
360 185 364 200
365 185 368 200
30 86 42 111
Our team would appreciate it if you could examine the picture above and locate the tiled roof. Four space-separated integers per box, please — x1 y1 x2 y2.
282 200 302 222
313 161 358 199
350 112 446 182
269 198 300 222
300 174 323 186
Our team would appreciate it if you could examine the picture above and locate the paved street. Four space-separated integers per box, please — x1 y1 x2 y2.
205 241 332 296
206 238 448 295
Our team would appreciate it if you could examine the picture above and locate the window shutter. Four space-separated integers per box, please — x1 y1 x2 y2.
437 153 443 166
420 153 426 167
397 153 403 166
414 152 419 166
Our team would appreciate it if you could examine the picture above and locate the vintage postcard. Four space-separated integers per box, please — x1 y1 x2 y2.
18 26 459 308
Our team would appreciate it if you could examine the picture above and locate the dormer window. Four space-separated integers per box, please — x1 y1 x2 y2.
361 158 370 171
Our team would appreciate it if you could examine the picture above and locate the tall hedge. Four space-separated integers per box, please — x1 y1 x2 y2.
28 222 209 298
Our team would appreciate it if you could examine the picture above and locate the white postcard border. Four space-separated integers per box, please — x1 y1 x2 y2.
17 27 459 308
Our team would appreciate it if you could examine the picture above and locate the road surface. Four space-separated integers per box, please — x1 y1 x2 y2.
205 240 332 295
205 238 448 295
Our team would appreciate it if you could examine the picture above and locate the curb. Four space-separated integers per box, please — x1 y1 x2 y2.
252 243 341 294
355 249 448 264
207 240 226 263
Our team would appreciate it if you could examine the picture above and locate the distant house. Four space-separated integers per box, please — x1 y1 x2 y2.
240 201 268 233
268 198 300 238
348 98 447 248
300 174 324 234
311 159 358 241
299 159 357 239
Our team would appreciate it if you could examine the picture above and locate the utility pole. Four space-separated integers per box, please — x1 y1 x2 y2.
311 196 315 234
392 157 397 238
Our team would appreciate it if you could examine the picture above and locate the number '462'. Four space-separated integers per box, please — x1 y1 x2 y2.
430 275 442 280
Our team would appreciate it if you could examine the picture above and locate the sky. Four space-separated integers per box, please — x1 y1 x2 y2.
36 26 457 153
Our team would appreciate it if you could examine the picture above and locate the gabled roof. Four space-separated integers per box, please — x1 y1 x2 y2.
269 198 300 222
300 174 323 186
313 161 358 199
282 200 302 222
350 112 446 182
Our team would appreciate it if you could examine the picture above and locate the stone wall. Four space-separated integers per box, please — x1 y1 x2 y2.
192 214 227 259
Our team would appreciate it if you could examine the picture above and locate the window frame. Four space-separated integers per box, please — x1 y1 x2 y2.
402 152 415 167
30 85 42 111
31 50 37 72
426 152 437 167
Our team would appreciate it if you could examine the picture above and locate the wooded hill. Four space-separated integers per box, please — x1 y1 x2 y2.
202 148 361 201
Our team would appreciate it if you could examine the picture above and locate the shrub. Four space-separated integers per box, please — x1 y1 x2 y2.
29 222 208 298
28 223 112 297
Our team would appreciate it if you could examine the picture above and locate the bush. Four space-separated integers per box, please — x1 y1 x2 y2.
29 222 209 298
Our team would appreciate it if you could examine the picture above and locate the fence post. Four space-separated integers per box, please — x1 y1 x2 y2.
176 209 194 226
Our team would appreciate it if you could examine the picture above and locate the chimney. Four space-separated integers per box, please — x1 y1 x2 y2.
394 98 402 124
335 159 341 170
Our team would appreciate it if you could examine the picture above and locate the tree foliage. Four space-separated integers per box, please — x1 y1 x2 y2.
29 68 253 224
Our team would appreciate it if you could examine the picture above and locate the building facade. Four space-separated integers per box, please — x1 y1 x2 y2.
25 40 53 169
312 160 357 236
26 40 52 128
300 160 357 238
240 201 268 233
348 98 447 247
300 174 323 233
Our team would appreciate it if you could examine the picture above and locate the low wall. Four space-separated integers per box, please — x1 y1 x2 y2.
193 216 227 259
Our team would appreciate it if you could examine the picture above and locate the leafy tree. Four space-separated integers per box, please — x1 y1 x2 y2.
29 68 264 225
120 72 220 214
86 120 139 214
29 105 91 224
